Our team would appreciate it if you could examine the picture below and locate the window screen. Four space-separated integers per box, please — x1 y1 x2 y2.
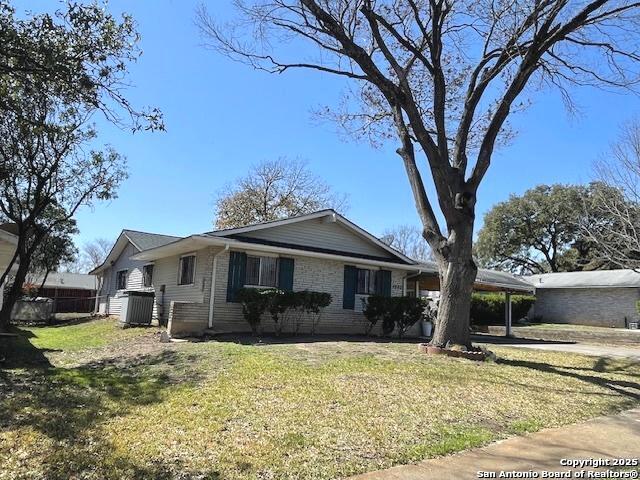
246 255 279 287
116 270 128 290
143 264 154 287
178 255 195 285
356 269 376 295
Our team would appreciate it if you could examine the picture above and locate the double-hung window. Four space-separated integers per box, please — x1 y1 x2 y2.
356 268 377 295
143 264 154 287
245 255 279 287
116 270 128 290
178 255 196 285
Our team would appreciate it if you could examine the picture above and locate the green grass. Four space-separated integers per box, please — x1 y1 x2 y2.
23 317 151 351
1 319 640 479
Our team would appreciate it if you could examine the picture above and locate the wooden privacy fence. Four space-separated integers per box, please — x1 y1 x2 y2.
36 288 96 313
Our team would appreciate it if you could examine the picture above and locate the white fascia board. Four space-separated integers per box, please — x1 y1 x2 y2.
474 281 534 293
132 235 421 271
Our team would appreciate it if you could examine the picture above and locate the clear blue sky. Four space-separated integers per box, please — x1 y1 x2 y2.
17 1 640 247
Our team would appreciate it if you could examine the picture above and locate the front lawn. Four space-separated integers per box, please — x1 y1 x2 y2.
1 319 639 480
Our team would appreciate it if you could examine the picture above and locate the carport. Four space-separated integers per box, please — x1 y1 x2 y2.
405 262 534 336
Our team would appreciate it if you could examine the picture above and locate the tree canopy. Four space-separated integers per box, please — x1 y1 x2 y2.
0 1 162 130
475 183 620 274
214 158 348 229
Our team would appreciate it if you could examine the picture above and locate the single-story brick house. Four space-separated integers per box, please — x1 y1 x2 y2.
91 210 532 337
526 270 640 328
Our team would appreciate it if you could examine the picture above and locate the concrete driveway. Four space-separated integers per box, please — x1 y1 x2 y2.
473 334 640 361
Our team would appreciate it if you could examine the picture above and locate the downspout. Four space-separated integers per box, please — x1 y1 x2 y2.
208 244 230 329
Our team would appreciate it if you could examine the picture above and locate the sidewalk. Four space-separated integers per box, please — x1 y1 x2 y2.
349 408 640 480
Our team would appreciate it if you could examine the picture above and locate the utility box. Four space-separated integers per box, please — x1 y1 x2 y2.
119 290 155 325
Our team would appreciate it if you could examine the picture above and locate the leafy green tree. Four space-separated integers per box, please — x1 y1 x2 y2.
475 184 618 274
0 2 161 329
0 1 162 130
0 88 126 329
26 218 79 291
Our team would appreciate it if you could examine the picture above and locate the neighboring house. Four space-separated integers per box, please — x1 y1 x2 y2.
28 272 98 313
0 223 18 311
93 210 532 337
527 270 640 328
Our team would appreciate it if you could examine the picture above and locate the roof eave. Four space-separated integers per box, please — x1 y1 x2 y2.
131 235 421 270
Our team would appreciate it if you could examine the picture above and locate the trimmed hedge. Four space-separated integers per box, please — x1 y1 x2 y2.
236 288 331 335
470 292 535 326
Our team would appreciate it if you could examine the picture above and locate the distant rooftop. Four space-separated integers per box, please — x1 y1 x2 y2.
32 272 98 290
526 270 640 289
123 229 181 251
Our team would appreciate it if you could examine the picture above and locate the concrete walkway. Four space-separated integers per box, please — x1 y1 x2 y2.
503 341 640 361
350 408 640 479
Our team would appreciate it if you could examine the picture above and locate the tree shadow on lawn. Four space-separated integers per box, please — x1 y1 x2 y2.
0 326 54 368
1 329 219 479
497 356 640 401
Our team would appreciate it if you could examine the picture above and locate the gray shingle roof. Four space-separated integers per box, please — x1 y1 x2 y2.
123 230 180 251
33 272 98 290
526 270 640 289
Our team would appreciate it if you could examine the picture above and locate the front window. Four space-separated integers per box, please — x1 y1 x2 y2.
143 264 154 287
116 270 128 290
356 268 377 295
246 255 279 287
178 255 196 285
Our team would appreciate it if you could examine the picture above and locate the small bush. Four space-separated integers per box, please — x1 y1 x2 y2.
236 288 274 335
362 296 426 338
470 293 535 326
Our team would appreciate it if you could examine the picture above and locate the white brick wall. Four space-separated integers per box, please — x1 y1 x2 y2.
209 250 413 336
534 287 640 328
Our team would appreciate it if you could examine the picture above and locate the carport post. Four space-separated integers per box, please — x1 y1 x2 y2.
505 292 512 337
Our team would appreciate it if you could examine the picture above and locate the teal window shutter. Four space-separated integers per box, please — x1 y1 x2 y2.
376 270 392 297
226 251 247 302
278 257 295 291
343 265 357 309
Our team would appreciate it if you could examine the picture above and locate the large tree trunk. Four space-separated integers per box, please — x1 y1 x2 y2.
0 247 29 332
430 221 477 348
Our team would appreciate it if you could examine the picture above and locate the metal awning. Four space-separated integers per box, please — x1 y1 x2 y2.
410 262 534 294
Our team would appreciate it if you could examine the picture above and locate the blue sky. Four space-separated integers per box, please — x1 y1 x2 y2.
17 1 640 247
